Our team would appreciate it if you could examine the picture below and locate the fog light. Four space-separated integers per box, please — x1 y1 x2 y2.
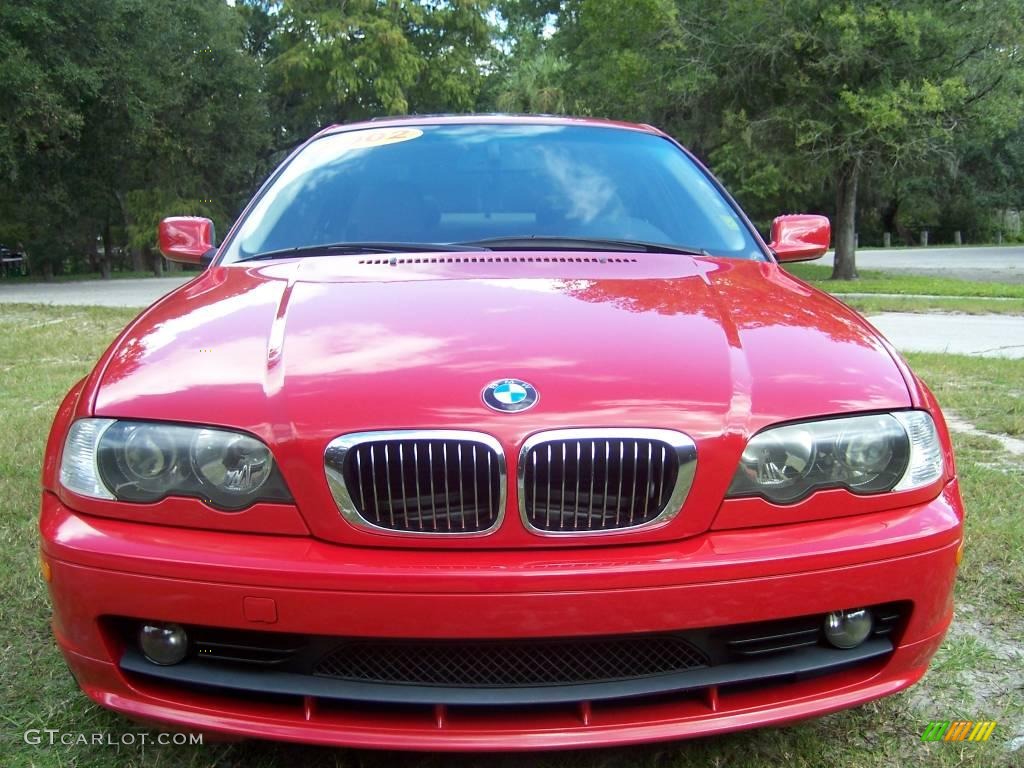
823 608 873 649
139 622 189 665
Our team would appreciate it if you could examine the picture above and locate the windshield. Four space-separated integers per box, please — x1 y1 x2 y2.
220 123 765 262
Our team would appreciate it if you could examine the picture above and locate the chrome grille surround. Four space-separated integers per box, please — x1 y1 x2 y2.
518 428 697 536
324 430 506 537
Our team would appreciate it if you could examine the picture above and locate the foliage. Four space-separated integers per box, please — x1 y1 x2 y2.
492 48 570 114
549 0 1024 278
0 0 497 278
0 0 271 277
253 0 494 144
2 0 1024 279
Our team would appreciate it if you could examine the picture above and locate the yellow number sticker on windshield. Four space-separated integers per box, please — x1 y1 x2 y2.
339 127 423 150
719 214 741 231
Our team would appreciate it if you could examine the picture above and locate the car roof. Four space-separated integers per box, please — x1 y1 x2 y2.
316 114 667 139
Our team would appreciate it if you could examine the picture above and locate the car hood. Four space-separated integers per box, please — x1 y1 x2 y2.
94 253 909 429
90 253 911 546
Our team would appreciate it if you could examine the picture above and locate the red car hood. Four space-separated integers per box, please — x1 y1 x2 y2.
89 253 911 546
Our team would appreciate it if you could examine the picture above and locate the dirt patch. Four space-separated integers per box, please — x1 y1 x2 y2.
945 414 1024 456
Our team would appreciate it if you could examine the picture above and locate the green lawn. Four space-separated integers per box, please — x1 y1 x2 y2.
905 353 1024 438
784 263 1024 299
1 304 1020 767
841 295 1024 316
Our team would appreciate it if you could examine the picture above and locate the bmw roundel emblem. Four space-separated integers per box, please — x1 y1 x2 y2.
482 378 539 413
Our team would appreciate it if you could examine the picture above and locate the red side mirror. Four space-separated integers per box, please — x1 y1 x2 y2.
158 217 216 265
769 214 830 262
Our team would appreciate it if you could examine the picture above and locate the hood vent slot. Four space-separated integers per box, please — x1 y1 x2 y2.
357 255 639 266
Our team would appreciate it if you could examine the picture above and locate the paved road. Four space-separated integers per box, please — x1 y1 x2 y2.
820 244 1024 283
868 313 1024 359
2 254 1023 358
0 276 191 308
2 246 1021 307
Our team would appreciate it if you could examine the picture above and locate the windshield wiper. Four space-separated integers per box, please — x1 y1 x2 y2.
455 236 710 257
237 241 490 263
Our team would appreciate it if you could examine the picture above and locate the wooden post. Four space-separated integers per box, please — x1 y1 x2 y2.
920 229 929 247
883 232 891 248
954 230 962 246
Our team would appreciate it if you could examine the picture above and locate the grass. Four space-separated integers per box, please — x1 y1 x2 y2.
905 353 1024 437
1 303 1021 767
939 434 1024 613
841 295 1024 316
784 263 1024 299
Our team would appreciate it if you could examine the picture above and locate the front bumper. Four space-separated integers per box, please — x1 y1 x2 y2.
40 481 962 750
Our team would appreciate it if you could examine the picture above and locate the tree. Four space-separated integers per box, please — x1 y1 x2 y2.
0 0 112 277
107 0 272 268
491 48 569 113
744 1 1024 278
553 0 1024 278
0 0 272 278
264 0 493 143
5 0 1023 280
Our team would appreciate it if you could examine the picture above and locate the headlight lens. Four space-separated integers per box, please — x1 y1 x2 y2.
192 429 274 496
727 411 943 504
60 419 291 510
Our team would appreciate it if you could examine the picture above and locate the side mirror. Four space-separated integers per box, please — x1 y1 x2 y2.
158 217 216 265
769 214 830 262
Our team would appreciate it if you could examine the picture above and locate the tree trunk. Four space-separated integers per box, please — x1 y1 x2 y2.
145 244 163 277
831 159 860 280
881 195 899 237
115 189 145 272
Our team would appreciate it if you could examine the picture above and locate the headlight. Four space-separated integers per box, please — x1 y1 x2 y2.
191 429 274 496
727 411 943 504
60 419 292 510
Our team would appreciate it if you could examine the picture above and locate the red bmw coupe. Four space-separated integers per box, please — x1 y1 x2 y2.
40 115 963 750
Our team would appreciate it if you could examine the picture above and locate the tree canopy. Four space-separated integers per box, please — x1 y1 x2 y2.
1 0 1022 279
548 0 1024 277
